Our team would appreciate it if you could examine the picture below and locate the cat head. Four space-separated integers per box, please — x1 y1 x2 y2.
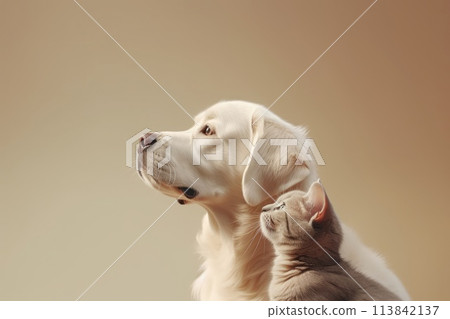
259 181 340 252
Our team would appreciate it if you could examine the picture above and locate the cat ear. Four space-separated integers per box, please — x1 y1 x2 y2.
303 180 328 225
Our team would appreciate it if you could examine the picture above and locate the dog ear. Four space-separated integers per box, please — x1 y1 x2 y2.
241 111 313 206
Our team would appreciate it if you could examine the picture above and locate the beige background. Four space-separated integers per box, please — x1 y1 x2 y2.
1 0 449 300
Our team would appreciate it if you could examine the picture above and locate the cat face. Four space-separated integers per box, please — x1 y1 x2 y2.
260 181 330 249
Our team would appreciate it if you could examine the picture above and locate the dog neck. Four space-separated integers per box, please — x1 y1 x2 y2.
193 174 319 300
195 199 274 300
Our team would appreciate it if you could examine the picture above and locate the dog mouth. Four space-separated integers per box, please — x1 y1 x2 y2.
177 186 198 199
176 186 199 205
139 172 198 204
137 143 199 203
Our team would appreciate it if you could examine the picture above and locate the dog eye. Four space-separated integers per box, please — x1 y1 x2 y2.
201 125 214 136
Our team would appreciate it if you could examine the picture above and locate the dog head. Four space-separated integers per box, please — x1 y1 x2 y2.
137 100 318 207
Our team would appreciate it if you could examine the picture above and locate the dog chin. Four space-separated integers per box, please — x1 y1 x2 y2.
139 171 196 201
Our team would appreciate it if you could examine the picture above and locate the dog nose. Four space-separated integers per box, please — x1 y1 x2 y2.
140 132 159 148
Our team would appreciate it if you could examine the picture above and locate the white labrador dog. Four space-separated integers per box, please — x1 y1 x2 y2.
137 100 409 300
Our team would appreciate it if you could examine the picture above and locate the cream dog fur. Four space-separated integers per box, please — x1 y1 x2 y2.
137 100 409 300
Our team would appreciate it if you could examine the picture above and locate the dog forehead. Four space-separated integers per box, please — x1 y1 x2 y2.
196 101 262 122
